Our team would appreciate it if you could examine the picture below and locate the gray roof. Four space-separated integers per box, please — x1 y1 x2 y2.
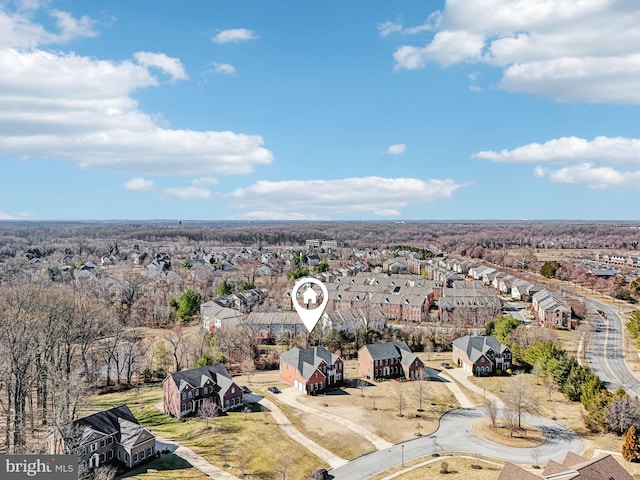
360 341 412 361
453 335 509 363
68 404 152 450
166 364 233 393
280 345 341 381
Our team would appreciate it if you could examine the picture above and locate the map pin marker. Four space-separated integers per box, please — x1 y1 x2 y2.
292 277 329 333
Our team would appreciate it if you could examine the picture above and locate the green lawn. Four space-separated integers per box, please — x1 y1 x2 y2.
123 454 208 480
82 384 328 479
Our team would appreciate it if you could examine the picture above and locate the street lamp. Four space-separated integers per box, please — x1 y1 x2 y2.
401 444 404 467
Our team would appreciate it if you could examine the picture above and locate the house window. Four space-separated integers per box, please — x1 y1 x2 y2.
81 447 86 455
100 453 106 463
100 440 105 448
181 393 186 400
232 387 235 394
147 447 153 457
118 451 121 460
133 453 138 464
91 443 97 452
125 453 129 463
108 451 113 460
140 450 145 460
107 437 113 445
188 391 192 398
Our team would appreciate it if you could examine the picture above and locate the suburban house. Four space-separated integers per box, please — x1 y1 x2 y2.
499 452 633 480
200 301 245 333
246 311 305 343
452 335 512 375
56 405 156 476
438 288 502 325
163 364 243 419
280 345 344 394
358 341 425 380
321 307 386 335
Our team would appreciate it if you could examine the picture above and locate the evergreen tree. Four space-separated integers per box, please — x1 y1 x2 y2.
623 425 639 462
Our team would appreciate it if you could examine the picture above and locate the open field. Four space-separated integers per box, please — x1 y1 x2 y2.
81 382 327 479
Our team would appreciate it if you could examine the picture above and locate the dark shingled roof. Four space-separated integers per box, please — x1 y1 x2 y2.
280 345 341 381
452 335 509 363
497 462 539 480
166 364 233 394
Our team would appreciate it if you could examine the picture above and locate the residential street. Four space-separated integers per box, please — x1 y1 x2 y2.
583 296 640 396
329 406 582 480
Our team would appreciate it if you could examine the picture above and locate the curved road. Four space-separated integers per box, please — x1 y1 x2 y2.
583 296 640 396
329 407 582 480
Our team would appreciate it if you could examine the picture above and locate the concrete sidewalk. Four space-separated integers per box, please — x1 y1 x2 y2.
154 435 241 480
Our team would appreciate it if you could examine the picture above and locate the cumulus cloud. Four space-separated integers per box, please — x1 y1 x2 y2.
477 135 640 190
164 187 212 200
227 176 464 217
388 0 640 103
0 7 273 176
212 28 258 44
385 143 407 155
474 136 640 166
125 177 153 191
133 52 187 81
0 4 97 48
535 164 640 190
209 61 236 75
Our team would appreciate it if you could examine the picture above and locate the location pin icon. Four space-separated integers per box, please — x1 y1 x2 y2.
292 277 329 333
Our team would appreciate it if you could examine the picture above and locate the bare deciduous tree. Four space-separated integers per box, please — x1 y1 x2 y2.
504 371 539 431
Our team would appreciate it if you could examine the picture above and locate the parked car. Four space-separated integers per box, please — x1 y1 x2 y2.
310 468 329 480
440 362 451 369
267 386 281 394
240 386 251 394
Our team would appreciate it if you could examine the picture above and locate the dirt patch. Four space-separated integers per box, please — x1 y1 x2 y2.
472 418 546 448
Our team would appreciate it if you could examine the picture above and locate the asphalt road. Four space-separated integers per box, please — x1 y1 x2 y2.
329 407 582 480
583 297 640 396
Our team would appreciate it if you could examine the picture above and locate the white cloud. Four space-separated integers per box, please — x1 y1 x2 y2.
124 177 153 191
535 163 640 190
133 52 187 81
479 135 640 191
0 4 96 48
389 0 640 103
385 143 406 155
474 136 640 166
227 176 464 217
374 209 401 216
209 61 236 75
0 7 273 177
378 13 440 37
212 28 258 44
191 176 218 186
164 187 212 200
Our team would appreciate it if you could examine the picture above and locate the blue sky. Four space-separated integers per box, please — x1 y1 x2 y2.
1 0 639 221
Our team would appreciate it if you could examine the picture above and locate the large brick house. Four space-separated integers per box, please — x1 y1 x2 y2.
452 335 512 376
55 404 156 476
280 345 343 394
163 364 243 419
358 341 424 380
